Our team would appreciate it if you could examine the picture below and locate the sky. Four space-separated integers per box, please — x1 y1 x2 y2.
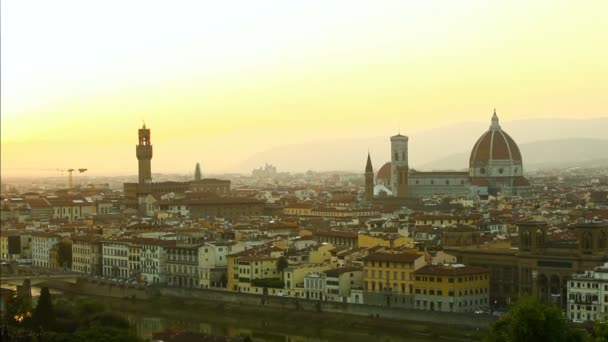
2 0 607 177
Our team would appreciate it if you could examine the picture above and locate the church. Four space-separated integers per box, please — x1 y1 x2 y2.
365 110 531 199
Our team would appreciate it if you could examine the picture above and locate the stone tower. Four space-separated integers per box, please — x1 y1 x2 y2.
194 162 202 181
390 134 409 198
136 124 153 184
365 152 374 201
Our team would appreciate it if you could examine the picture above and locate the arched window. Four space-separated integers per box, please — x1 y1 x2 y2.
499 168 504 174
583 231 593 250
480 168 486 174
521 229 531 250
536 229 545 248
599 231 607 249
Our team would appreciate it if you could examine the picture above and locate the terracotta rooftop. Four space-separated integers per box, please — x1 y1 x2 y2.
414 264 489 277
363 251 423 263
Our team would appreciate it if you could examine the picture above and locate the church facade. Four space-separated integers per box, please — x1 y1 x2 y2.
365 110 531 199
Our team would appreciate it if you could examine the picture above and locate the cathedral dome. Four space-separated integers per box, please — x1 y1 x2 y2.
376 162 392 186
469 110 523 178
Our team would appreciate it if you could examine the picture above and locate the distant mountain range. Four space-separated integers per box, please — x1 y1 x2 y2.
233 117 608 173
419 138 608 171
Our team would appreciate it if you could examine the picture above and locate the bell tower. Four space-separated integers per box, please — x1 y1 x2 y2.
136 124 153 184
365 152 374 201
390 134 409 198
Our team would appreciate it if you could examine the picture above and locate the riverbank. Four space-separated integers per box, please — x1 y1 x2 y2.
43 279 490 341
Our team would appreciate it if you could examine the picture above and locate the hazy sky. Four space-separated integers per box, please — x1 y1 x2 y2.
2 1 607 176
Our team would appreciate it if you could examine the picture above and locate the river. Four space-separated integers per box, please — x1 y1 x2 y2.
2 285 481 341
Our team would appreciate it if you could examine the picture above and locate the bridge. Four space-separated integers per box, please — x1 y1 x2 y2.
0 273 81 286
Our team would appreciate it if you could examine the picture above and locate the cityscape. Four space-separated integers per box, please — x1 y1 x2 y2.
2 1 608 342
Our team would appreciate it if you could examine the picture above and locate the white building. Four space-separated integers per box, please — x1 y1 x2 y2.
102 240 130 279
198 241 239 289
140 240 173 284
567 263 608 322
304 273 325 300
323 267 363 303
31 232 61 268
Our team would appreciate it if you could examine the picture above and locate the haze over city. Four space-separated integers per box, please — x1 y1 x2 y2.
3 1 608 341
2 1 607 177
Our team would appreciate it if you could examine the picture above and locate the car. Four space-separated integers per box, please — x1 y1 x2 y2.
474 310 485 314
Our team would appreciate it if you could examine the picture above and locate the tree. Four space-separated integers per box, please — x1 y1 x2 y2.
594 322 608 341
276 256 288 273
4 290 31 326
57 238 72 269
33 287 55 330
485 297 588 342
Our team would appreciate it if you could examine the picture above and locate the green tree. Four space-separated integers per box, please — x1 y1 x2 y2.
57 238 72 269
485 297 588 342
4 290 32 326
594 322 608 341
276 256 288 273
32 287 55 330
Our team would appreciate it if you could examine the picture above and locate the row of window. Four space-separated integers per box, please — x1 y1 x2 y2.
366 270 411 281
365 261 412 268
414 287 488 296
415 274 488 283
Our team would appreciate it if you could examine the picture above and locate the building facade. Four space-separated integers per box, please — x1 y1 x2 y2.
102 240 130 279
31 232 60 268
165 245 200 288
413 264 490 313
362 251 426 306
567 263 608 322
72 235 102 275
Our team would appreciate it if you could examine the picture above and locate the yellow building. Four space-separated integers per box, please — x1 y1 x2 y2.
363 251 426 296
283 263 332 292
237 256 280 294
413 264 490 313
357 234 414 249
309 243 335 264
0 233 8 260
227 248 257 292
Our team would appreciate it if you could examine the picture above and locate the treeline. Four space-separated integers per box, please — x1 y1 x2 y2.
2 287 141 342
486 297 608 342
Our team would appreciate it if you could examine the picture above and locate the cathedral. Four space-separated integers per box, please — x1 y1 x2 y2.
365 110 531 199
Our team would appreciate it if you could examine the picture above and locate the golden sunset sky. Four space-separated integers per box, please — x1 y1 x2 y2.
2 1 607 176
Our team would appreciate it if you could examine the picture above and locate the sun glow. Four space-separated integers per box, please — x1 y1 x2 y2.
2 1 607 176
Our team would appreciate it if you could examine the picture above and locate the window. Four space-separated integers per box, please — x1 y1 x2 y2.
480 168 485 174
498 168 504 174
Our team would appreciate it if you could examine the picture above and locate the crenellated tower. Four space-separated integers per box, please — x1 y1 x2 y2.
136 124 153 184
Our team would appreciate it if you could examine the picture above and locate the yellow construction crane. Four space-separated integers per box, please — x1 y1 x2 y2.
57 168 87 188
